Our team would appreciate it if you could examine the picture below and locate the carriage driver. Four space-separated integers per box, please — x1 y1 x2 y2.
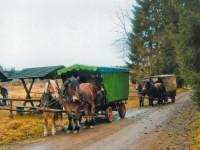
91 74 107 106
155 77 166 99
155 77 165 89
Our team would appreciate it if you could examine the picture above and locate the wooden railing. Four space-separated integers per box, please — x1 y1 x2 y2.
0 98 40 118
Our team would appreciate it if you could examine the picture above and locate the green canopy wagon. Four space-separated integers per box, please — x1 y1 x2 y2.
57 64 129 122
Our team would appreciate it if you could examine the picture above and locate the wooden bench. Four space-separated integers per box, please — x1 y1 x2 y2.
16 105 37 115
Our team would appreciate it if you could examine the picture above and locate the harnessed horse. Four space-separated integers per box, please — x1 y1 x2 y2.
40 81 63 136
62 77 97 128
41 80 83 135
143 80 166 106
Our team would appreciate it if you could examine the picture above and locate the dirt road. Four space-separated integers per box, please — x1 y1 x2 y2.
2 92 196 150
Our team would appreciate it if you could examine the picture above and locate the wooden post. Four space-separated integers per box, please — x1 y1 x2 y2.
28 78 35 95
55 79 60 90
9 99 13 118
21 78 35 107
21 79 31 99
27 78 35 107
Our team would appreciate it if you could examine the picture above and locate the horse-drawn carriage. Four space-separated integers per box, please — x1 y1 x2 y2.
137 74 177 106
57 64 129 122
150 75 177 103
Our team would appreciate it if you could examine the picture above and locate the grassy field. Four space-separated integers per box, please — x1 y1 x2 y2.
0 84 190 145
192 111 200 150
0 83 56 145
0 112 43 145
191 94 200 150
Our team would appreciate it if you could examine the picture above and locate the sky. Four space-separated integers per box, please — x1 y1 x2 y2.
0 0 135 70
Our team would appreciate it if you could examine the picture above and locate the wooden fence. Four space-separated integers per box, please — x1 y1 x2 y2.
0 98 65 118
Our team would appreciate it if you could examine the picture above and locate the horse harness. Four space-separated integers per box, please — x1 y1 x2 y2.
41 93 62 110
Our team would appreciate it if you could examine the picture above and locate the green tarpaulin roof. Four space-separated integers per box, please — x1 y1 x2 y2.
9 65 65 79
57 64 129 75
0 71 7 82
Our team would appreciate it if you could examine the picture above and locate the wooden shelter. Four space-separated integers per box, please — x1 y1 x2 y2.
8 65 65 106
0 71 8 82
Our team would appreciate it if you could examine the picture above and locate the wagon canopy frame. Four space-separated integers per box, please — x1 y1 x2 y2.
150 74 176 78
150 74 177 92
8 65 65 106
57 64 129 103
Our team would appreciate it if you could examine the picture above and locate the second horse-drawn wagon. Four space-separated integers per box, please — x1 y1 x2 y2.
137 74 177 106
57 64 129 122
150 75 177 103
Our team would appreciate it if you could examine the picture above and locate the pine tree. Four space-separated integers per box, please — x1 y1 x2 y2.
176 0 200 94
127 0 179 80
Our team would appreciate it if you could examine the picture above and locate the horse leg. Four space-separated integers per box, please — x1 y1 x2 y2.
83 115 89 128
89 103 95 129
82 106 90 128
84 115 92 129
84 111 92 128
59 112 65 130
44 115 48 136
139 96 142 107
158 97 162 105
90 116 95 128
151 97 154 106
148 97 152 106
88 114 95 129
73 117 80 134
141 96 144 107
51 113 56 135
67 114 73 133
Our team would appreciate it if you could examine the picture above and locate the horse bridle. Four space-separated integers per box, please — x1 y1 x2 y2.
41 93 58 107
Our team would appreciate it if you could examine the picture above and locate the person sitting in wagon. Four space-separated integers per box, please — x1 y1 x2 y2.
92 74 107 106
0 85 9 106
155 77 166 100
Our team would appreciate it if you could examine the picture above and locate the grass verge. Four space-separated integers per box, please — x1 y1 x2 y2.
0 112 43 145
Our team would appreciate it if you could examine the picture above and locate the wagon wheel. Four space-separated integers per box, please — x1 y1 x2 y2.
106 106 113 123
118 103 126 119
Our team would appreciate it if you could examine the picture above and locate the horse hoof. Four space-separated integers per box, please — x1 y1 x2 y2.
52 132 56 136
73 130 78 134
60 127 65 131
82 126 87 129
63 126 68 131
44 132 48 136
67 130 72 134
89 126 94 129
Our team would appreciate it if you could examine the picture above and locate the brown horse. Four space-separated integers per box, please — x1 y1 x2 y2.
40 80 64 136
56 93 81 134
62 77 97 128
42 80 82 135
40 81 64 136
143 80 166 106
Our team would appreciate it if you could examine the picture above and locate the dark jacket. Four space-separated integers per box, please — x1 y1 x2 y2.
0 87 8 98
